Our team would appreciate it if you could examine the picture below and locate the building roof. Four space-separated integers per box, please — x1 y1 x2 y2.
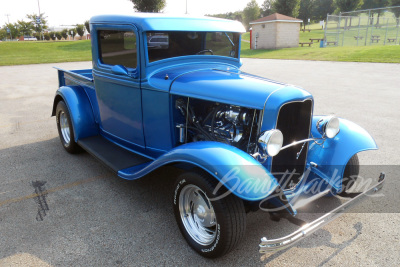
250 13 302 24
90 13 246 33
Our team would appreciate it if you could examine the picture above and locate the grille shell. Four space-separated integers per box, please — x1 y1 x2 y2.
271 99 313 189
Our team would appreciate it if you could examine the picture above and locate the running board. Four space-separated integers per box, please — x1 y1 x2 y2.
78 136 151 173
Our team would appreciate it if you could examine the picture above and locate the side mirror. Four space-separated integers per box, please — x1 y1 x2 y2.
111 65 129 76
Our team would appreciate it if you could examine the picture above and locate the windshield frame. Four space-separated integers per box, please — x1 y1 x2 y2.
145 31 242 65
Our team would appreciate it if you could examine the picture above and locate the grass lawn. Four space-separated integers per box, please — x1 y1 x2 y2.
241 27 400 63
1 34 400 66
0 40 92 66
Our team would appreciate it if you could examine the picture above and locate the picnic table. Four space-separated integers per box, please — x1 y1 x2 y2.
354 36 363 40
326 41 337 46
371 35 380 38
300 29 311 32
387 38 397 43
299 42 313 47
371 37 380 43
309 38 323 43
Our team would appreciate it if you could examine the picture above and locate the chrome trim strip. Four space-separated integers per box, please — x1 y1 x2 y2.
259 173 385 253
280 138 320 151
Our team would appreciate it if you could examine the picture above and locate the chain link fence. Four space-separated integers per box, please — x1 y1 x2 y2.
324 6 400 46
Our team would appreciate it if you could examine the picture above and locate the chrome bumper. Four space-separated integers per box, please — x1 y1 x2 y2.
259 173 385 253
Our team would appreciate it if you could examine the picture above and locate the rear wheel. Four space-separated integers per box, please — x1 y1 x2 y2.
56 101 81 153
338 154 359 195
173 171 246 258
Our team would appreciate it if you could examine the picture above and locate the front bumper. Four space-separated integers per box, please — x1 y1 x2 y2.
259 173 385 253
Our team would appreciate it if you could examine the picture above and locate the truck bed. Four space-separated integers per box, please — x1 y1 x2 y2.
54 67 94 88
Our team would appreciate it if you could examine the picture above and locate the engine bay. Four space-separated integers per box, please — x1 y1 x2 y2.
175 97 260 154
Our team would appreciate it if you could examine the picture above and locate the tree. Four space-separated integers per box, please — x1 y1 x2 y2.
84 20 90 33
372 0 390 25
299 0 314 29
17 20 33 36
273 0 301 17
392 0 400 26
334 0 363 12
0 28 7 40
55 31 62 40
313 0 335 20
61 29 68 40
206 11 243 22
261 0 275 17
76 24 85 39
130 0 166 12
69 28 77 40
26 13 48 40
4 23 20 39
243 0 261 29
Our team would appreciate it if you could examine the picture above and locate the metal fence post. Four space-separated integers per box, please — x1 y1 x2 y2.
365 15 370 46
384 18 389 45
342 15 347 46
337 13 341 46
355 16 360 46
370 16 375 45
324 14 329 43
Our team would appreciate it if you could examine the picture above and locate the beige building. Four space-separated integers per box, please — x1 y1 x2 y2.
249 13 302 49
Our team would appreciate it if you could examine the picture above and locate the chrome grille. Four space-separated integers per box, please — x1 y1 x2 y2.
271 99 313 189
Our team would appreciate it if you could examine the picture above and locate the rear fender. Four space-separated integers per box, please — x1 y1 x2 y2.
119 141 280 201
308 116 377 190
52 86 98 141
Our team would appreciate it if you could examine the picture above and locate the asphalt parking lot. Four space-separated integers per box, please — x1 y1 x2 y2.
0 59 399 266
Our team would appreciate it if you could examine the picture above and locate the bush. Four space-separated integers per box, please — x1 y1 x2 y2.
34 32 41 40
61 29 68 40
43 33 51 41
55 31 62 40
49 32 56 41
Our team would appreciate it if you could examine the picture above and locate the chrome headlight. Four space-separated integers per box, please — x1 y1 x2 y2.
316 116 340 138
257 129 283 157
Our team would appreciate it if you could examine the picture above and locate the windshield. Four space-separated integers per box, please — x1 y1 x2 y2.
146 31 240 63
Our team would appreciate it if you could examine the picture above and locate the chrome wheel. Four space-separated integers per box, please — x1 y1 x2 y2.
59 111 70 145
179 184 217 246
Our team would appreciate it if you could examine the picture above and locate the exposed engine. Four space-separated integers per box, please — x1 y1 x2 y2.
175 98 259 153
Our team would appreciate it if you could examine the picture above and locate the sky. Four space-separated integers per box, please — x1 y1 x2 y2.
1 0 266 27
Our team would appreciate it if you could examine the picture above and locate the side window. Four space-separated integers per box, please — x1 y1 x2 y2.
98 30 137 69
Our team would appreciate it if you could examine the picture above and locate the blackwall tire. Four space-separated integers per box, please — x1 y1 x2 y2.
338 154 360 196
173 170 246 258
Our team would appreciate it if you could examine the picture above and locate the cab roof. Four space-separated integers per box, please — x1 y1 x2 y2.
90 13 246 33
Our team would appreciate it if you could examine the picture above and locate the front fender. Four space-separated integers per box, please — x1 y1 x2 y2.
52 86 98 141
307 116 377 189
119 141 279 201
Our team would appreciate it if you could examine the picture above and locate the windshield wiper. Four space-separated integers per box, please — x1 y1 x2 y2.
224 32 235 47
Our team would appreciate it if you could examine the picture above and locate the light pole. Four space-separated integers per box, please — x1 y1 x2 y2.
37 0 43 40
5 14 12 40
185 0 188 14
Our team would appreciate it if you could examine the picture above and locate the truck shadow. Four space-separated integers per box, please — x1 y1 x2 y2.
0 138 365 265
260 222 363 266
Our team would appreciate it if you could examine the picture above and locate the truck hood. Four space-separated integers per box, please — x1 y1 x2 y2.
168 69 311 110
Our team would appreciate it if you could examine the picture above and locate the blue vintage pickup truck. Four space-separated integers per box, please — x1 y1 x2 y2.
52 13 385 258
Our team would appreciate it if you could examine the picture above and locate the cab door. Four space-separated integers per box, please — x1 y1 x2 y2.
92 25 144 148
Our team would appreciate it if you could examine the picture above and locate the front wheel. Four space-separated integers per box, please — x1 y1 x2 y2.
338 154 360 196
173 171 246 258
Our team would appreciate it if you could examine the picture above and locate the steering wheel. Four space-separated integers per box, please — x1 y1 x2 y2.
196 49 214 55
